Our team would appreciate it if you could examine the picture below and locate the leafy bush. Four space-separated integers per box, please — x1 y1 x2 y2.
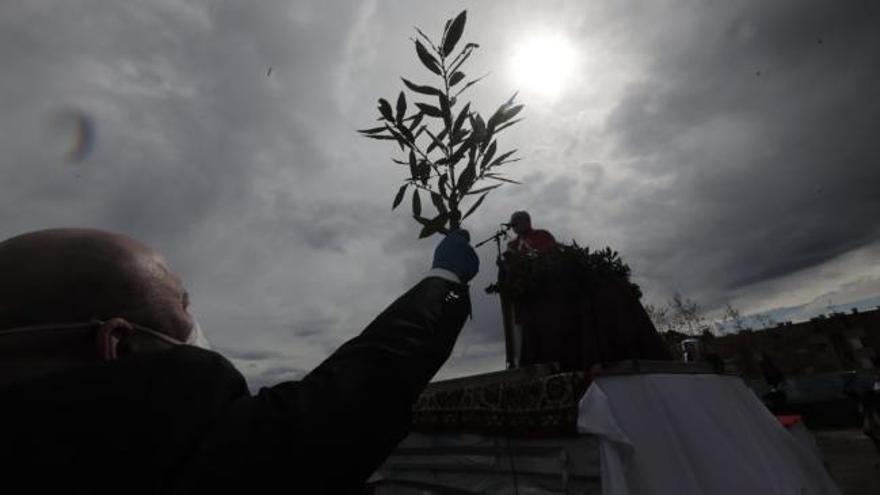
497 242 641 300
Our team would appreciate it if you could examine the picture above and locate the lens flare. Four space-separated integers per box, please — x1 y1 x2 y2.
49 108 95 162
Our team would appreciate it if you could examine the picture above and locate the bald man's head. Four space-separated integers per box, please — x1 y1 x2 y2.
0 229 192 342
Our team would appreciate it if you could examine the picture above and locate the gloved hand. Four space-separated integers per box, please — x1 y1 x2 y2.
432 229 479 284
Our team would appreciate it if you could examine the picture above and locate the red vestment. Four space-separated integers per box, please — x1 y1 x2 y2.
506 229 556 254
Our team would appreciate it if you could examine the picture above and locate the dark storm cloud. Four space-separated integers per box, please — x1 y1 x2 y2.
601 1 880 305
0 1 341 243
3 0 878 385
254 194 392 253
287 309 340 338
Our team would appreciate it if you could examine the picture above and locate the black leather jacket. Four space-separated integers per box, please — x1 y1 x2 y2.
0 277 470 494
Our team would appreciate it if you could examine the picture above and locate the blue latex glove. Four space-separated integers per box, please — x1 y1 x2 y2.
432 229 479 284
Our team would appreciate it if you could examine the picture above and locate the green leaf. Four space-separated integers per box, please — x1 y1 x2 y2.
489 149 517 168
384 125 407 151
487 99 513 131
449 71 465 86
425 127 448 154
419 213 449 238
418 224 435 238
481 140 497 168
412 189 422 217
415 40 442 75
395 91 407 124
408 150 417 179
442 11 467 56
401 78 443 97
418 160 431 184
363 134 397 141
438 94 452 128
378 99 394 121
392 184 408 210
449 44 478 74
457 161 476 194
430 191 447 214
452 103 470 139
500 104 524 124
398 124 414 143
449 140 471 166
486 173 521 184
477 116 490 150
470 114 486 145
439 174 449 198
358 126 387 134
408 112 425 131
493 118 523 135
415 103 443 118
414 28 435 49
465 183 502 195
453 73 487 98
462 191 488 220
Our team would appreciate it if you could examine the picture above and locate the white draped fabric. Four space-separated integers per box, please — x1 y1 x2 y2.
577 374 840 495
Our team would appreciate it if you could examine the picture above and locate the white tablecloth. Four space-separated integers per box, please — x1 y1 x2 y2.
577 374 840 495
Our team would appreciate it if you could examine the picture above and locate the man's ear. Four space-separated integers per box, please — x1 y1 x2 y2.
96 318 134 361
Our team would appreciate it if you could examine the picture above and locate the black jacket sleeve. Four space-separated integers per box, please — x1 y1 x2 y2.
179 276 470 493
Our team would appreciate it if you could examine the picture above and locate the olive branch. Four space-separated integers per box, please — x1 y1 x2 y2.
359 10 523 238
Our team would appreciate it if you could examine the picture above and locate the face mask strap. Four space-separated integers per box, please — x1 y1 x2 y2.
184 316 211 349
0 320 185 347
127 322 186 346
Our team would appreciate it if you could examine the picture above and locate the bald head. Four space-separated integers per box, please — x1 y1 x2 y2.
0 229 192 342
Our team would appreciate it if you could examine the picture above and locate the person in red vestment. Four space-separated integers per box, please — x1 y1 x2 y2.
505 211 556 254
501 211 564 367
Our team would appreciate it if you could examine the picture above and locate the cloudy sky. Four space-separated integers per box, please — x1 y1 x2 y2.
2 0 878 388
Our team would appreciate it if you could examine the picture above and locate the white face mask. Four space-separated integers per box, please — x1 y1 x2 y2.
184 315 211 349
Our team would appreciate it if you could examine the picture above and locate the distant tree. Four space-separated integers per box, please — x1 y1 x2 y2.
720 303 749 334
670 292 709 335
644 303 672 333
646 292 711 336
359 10 523 238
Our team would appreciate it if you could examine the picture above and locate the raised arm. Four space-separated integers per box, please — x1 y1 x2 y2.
182 232 478 493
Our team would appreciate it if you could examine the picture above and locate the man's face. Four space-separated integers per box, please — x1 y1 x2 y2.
0 228 200 378
128 252 194 343
511 215 530 236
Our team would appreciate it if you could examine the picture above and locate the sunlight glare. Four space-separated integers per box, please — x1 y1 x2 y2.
509 33 577 99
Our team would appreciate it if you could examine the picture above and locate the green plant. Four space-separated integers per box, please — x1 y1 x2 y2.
494 242 642 300
359 10 523 238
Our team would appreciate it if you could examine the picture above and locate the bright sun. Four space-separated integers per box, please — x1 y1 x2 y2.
509 33 577 99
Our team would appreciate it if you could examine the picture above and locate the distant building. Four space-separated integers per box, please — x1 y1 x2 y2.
664 307 880 380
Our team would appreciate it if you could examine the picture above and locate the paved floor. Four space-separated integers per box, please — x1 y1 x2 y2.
815 430 880 495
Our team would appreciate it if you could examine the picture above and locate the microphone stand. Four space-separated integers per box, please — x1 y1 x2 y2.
477 225 518 369
475 224 511 257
